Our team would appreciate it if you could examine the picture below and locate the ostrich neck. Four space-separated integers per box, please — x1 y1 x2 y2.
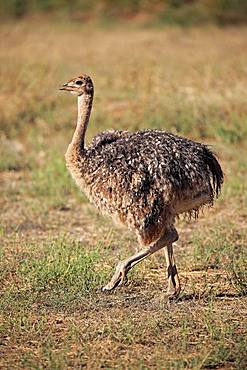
70 92 93 154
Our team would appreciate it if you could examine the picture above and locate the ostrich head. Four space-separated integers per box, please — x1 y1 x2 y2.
60 74 94 96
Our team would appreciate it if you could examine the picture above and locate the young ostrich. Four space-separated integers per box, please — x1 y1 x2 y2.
60 74 223 297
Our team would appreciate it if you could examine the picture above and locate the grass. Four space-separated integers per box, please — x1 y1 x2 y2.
1 236 108 312
29 151 84 209
2 0 247 26
0 20 247 369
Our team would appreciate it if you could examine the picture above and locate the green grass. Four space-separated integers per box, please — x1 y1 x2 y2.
191 224 246 269
2 0 247 26
0 237 108 312
20 237 107 295
30 151 84 209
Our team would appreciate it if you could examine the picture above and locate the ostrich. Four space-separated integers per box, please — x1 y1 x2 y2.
60 74 223 297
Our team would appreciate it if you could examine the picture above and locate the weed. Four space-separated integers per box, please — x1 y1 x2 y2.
30 151 86 208
228 262 247 296
17 237 108 304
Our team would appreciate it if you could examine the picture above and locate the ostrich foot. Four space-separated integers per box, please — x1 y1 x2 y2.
166 286 181 300
102 232 175 292
166 264 181 298
102 261 128 291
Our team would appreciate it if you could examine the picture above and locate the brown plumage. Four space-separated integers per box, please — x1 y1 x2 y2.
60 74 224 296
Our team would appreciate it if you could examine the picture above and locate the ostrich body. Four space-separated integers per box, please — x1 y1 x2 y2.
60 74 223 296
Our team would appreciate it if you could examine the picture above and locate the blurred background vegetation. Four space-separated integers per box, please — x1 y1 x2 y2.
1 0 247 26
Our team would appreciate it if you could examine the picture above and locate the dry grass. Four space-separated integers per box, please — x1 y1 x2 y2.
0 20 247 369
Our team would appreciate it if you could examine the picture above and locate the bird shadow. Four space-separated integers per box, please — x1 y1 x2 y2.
173 291 244 302
94 287 245 312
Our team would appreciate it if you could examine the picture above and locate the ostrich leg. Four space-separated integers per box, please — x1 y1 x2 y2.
164 241 181 297
102 228 178 292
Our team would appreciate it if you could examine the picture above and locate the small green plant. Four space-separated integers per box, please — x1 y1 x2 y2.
228 262 247 296
30 151 85 208
18 237 108 304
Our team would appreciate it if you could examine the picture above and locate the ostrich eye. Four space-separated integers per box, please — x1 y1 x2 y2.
75 80 83 86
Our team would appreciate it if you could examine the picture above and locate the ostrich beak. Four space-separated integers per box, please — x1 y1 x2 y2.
59 83 69 91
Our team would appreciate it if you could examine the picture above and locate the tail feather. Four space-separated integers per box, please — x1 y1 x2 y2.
204 148 224 197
